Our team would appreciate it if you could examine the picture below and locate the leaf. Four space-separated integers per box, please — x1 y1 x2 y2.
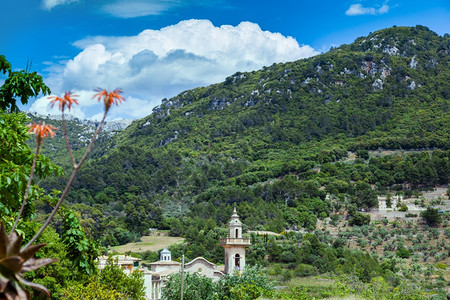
0 256 23 273
6 232 22 257
16 276 50 297
0 223 8 258
19 244 46 261
21 258 57 272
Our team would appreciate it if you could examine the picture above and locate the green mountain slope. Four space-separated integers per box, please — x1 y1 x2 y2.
38 26 449 245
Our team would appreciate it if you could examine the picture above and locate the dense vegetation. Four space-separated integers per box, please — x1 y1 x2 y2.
32 25 449 245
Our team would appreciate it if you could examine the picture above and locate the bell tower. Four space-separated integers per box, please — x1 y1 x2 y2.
220 207 251 274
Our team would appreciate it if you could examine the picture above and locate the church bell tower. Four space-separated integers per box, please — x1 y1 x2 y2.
220 207 251 274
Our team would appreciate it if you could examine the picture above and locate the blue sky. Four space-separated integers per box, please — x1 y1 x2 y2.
1 0 449 120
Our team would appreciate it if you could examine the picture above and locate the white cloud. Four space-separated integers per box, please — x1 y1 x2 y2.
39 19 319 120
42 0 79 10
101 0 227 18
345 3 390 16
378 4 390 14
102 0 176 18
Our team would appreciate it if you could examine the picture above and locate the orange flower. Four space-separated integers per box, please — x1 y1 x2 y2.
49 91 79 111
27 122 57 142
93 88 125 111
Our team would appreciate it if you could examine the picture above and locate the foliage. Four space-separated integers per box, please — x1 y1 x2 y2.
162 271 215 300
420 207 442 226
61 279 123 300
215 265 274 299
293 264 319 277
349 212 371 226
98 257 145 300
0 111 62 221
396 248 411 259
60 209 102 276
27 26 448 252
162 265 273 300
0 55 51 112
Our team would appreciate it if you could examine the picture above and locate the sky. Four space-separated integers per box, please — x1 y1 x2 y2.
1 0 449 120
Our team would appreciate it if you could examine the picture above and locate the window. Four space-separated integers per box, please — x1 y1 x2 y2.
235 254 240 268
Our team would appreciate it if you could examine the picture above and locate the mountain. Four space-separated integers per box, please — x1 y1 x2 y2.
28 112 132 169
37 25 449 244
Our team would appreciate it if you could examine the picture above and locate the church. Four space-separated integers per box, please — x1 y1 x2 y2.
99 208 251 300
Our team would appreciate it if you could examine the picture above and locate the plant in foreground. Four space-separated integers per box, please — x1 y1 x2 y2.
0 89 124 299
0 223 57 299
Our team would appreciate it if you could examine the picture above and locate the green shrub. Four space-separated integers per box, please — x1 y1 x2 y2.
396 248 411 259
293 264 319 277
405 213 417 218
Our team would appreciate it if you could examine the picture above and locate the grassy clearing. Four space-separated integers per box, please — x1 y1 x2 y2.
110 234 184 253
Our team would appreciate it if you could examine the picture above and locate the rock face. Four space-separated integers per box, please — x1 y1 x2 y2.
103 119 133 131
408 81 416 90
409 56 418 69
383 45 399 56
372 79 384 91
208 97 230 110
28 112 132 132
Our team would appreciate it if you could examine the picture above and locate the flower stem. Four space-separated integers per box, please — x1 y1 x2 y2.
25 111 107 247
62 109 76 168
10 141 41 234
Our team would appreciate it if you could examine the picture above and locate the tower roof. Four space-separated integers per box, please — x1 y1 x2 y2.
229 207 242 226
161 248 171 254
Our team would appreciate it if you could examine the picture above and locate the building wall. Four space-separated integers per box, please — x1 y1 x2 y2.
151 264 180 274
224 247 246 274
184 258 216 280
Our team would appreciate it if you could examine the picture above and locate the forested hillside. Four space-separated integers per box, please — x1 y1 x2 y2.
35 25 449 248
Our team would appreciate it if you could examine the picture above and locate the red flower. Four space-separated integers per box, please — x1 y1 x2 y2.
49 91 79 111
27 122 57 142
93 88 125 111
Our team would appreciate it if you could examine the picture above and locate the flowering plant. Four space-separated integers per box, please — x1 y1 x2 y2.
1 89 124 299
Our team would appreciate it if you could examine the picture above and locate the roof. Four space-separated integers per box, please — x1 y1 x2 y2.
185 257 217 269
98 255 141 263
149 260 181 266
229 207 242 225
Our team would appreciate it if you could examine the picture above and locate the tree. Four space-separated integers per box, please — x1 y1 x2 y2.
0 111 62 222
0 56 51 112
349 212 371 226
60 209 101 276
396 248 411 259
215 265 274 299
99 257 145 299
356 149 370 160
0 57 59 223
162 272 215 300
420 207 442 226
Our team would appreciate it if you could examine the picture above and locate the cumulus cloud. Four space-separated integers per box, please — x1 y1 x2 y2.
42 0 79 10
40 19 319 120
346 3 390 16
